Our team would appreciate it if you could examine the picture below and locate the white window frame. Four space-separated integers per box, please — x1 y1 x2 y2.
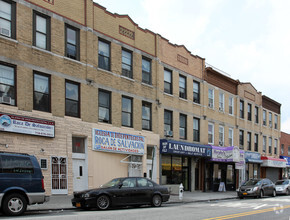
219 92 224 112
219 126 224 146
229 97 234 115
208 122 214 144
263 136 266 153
208 88 214 109
229 128 234 146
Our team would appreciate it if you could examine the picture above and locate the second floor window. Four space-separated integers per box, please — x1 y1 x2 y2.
33 72 50 112
142 102 151 131
98 90 111 123
33 12 50 50
239 130 244 147
247 103 252 121
288 146 290 156
269 137 272 154
0 0 16 39
122 49 132 78
219 126 224 146
164 69 172 94
240 100 244 119
281 144 284 155
179 114 186 139
229 128 233 146
254 134 258 152
179 75 186 99
208 123 214 144
274 139 277 155
65 25 80 60
122 96 132 127
208 88 214 108
142 58 151 84
164 110 173 135
65 81 80 117
98 39 110 71
193 117 200 142
263 136 266 153
193 81 200 104
247 132 251 151
0 63 15 106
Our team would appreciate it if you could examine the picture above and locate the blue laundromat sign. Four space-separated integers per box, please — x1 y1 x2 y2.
160 139 211 157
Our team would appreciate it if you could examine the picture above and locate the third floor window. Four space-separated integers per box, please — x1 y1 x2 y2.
179 75 186 99
208 88 214 108
33 11 50 50
142 58 151 85
193 81 200 104
164 69 172 94
229 97 234 115
263 110 267 126
255 106 259 123
0 0 16 39
269 112 272 128
122 96 132 127
240 100 244 119
98 39 110 71
98 90 111 123
122 49 132 78
65 25 80 60
247 103 252 121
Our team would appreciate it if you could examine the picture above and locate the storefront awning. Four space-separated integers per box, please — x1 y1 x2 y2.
245 159 263 164
245 151 262 164
160 139 212 157
261 156 287 168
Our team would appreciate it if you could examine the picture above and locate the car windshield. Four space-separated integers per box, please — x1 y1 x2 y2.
101 178 122 188
243 179 261 186
275 180 288 185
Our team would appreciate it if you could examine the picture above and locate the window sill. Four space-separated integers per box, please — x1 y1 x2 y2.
141 82 153 88
121 75 135 82
63 56 83 65
164 92 174 98
178 97 188 102
32 46 52 55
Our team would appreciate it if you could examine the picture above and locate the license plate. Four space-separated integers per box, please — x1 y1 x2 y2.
76 202 81 208
243 193 247 195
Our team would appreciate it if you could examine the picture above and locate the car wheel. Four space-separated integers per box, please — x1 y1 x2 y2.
2 193 27 216
96 195 110 210
259 190 264 198
272 190 276 197
151 194 162 207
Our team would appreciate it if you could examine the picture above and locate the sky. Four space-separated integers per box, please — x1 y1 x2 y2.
94 0 290 133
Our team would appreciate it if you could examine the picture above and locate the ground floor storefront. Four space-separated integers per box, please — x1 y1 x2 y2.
0 110 159 195
261 156 287 183
280 156 290 178
160 139 211 193
244 151 262 181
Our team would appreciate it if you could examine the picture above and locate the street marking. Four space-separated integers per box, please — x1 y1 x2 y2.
253 204 267 209
203 204 290 220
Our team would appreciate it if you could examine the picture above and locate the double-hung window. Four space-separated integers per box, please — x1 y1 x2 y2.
164 110 173 135
263 110 267 126
179 114 186 139
98 90 111 123
0 63 15 106
219 126 224 146
263 136 266 153
239 130 244 148
208 88 214 108
65 80 80 117
254 134 258 152
122 96 132 127
240 100 244 119
255 106 259 123
274 139 278 154
229 97 233 115
65 25 80 60
247 132 251 151
98 39 110 71
229 128 233 146
122 49 132 78
247 103 252 121
179 75 186 99
269 137 272 154
274 115 278 129
33 72 50 112
208 123 214 144
269 112 272 128
0 0 16 39
164 69 172 94
142 102 151 130
219 92 224 111
142 58 151 85
33 11 50 50
193 81 200 104
193 118 200 142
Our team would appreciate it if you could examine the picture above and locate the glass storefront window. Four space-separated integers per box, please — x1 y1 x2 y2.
226 165 233 184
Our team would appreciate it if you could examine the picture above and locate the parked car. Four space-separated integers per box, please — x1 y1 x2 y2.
0 151 49 216
72 177 170 210
275 179 290 195
237 178 276 199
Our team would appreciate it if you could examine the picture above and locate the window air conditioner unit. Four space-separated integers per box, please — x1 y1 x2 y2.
219 107 224 112
164 130 173 137
208 103 213 108
0 27 11 37
0 96 12 105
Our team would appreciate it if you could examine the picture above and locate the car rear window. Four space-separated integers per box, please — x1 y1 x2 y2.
0 155 34 174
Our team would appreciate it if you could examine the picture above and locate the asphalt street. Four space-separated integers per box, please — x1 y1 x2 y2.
1 196 290 220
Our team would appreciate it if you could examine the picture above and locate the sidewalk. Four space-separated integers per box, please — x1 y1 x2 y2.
27 191 238 211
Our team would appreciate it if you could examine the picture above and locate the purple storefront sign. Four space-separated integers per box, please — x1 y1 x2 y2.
210 146 242 163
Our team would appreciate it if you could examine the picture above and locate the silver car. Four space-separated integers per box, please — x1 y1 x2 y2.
275 179 290 195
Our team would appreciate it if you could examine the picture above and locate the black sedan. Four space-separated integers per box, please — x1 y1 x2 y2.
237 178 276 199
71 177 170 210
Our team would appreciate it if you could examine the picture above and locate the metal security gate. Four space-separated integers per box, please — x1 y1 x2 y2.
51 156 68 194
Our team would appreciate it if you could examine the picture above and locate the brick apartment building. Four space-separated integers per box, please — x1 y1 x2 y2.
280 132 290 178
0 0 283 195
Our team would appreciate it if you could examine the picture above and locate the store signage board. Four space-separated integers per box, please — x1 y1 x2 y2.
261 157 287 168
280 156 290 167
92 129 145 155
160 139 212 157
211 146 242 162
0 112 55 138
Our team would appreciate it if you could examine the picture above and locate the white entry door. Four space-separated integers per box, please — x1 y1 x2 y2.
73 159 87 192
